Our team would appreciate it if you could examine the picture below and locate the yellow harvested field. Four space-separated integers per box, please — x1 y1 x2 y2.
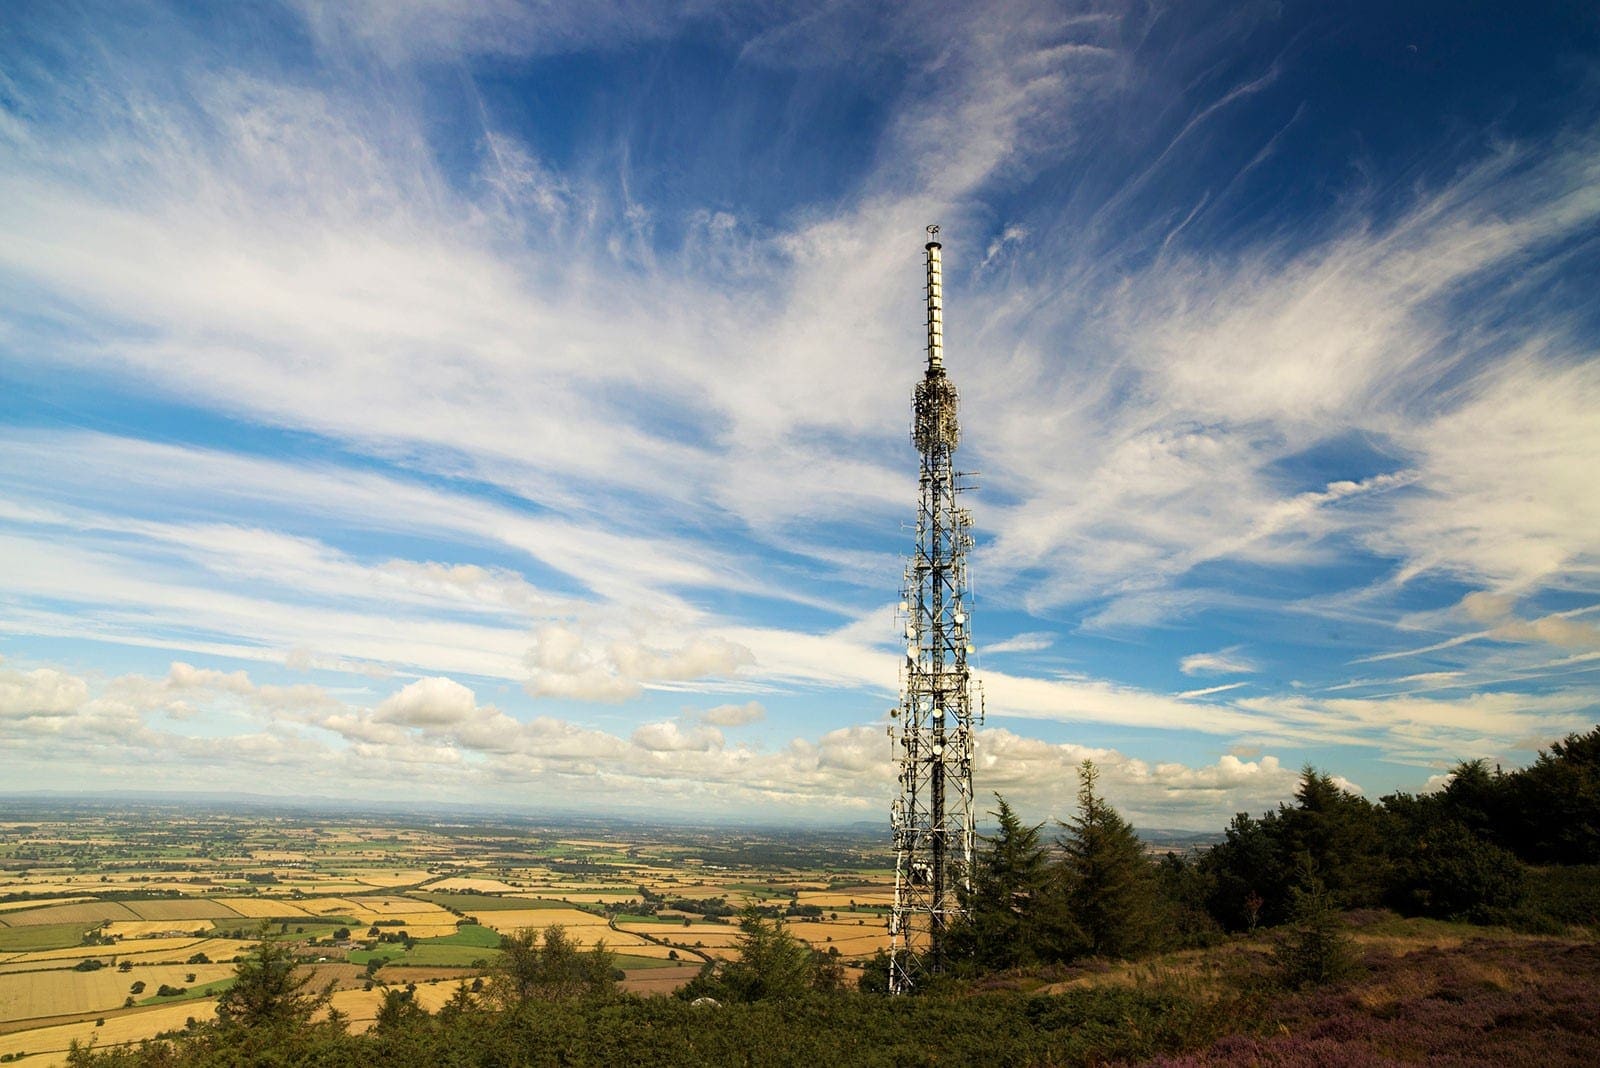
1 936 253 968
472 908 603 933
0 898 90 914
617 922 743 948
279 881 372 894
610 942 680 960
796 892 894 908
103 921 219 939
296 897 364 917
327 981 466 1030
5 902 141 927
537 891 640 905
349 897 446 916
114 882 229 895
0 961 235 1023
211 897 312 918
423 877 523 894
786 921 888 958
0 882 106 897
0 998 222 1067
125 899 241 922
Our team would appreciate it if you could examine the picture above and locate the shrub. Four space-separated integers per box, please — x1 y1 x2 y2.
1275 859 1358 989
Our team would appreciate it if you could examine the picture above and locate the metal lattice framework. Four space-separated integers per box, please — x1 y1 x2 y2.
888 226 981 994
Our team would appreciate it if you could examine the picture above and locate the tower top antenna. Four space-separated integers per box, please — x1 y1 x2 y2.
923 235 944 372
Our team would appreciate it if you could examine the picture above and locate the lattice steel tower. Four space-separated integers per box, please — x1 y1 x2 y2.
888 225 980 993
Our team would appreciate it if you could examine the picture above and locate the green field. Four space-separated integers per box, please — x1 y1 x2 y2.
0 922 90 951
351 942 495 967
426 924 502 947
139 977 236 1006
417 893 568 913
612 953 686 970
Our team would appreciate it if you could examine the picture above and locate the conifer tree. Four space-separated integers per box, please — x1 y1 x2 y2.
718 906 815 1001
1060 760 1158 959
952 794 1067 968
215 923 334 1031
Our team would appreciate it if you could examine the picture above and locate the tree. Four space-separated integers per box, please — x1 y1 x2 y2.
950 794 1073 969
1059 761 1158 959
704 906 814 1001
1275 768 1391 910
373 987 425 1034
1385 805 1525 921
1274 856 1358 988
215 924 333 1031
1505 727 1600 863
1201 811 1288 930
491 924 617 1007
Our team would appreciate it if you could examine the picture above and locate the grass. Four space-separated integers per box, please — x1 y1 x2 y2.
350 943 496 968
138 977 235 1006
0 923 90 951
426 924 502 948
612 953 689 970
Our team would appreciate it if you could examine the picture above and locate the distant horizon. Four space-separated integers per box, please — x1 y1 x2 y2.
3 2 1597 830
0 788 1234 840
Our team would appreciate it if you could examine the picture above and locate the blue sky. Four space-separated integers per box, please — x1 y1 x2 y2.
1 1 1597 828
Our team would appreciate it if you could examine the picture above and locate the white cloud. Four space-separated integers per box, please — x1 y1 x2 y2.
702 701 766 727
0 666 90 719
1180 649 1258 676
631 720 724 753
375 677 481 727
985 631 1054 655
525 623 755 702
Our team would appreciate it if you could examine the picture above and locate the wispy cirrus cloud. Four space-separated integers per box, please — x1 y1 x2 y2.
1 1 1597 824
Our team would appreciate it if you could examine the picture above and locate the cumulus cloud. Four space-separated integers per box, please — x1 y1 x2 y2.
0 657 1348 825
0 666 90 719
374 676 481 727
702 700 766 727
631 720 724 753
526 624 755 702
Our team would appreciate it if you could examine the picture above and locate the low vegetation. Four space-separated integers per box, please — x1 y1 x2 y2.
16 726 1600 1064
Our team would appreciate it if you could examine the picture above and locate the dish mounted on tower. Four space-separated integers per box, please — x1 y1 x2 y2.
887 225 981 994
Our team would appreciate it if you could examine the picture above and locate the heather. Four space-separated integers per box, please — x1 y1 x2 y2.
1155 931 1600 1067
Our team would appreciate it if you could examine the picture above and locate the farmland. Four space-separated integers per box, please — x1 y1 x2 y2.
0 802 895 1064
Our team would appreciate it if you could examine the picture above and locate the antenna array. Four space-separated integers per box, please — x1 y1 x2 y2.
887 226 981 993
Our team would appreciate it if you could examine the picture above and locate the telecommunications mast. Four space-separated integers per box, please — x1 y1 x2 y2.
887 225 980 993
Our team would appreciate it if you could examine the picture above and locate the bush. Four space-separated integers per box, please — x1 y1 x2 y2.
1523 864 1600 927
1390 820 1525 922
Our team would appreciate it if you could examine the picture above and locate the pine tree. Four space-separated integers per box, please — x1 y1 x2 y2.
952 794 1065 968
1060 760 1159 959
1274 854 1358 987
215 923 334 1031
717 906 814 1001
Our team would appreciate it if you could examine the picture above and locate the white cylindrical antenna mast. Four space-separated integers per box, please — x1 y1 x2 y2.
925 224 944 372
